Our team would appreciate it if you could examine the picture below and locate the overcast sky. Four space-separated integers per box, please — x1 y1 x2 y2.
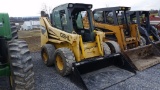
0 0 159 17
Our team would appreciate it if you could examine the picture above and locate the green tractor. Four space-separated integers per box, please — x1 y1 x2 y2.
0 13 34 90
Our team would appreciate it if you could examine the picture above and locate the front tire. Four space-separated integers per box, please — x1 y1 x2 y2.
8 40 34 90
54 48 75 76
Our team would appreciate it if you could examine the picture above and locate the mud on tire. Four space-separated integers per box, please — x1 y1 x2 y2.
8 40 34 90
54 48 76 76
41 44 56 66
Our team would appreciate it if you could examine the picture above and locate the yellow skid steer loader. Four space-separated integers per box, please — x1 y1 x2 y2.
88 6 160 71
40 3 136 90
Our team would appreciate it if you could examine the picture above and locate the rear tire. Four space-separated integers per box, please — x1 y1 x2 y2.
41 44 55 66
8 40 34 90
54 48 75 76
10 22 18 39
139 36 146 46
106 41 121 53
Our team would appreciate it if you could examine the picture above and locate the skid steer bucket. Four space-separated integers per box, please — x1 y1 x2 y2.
124 41 160 71
70 53 136 90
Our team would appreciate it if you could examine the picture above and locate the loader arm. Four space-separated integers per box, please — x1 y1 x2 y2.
40 17 78 45
94 22 127 50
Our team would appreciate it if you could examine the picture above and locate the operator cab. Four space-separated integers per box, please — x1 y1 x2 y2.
126 11 150 31
126 10 160 43
51 3 95 42
93 6 131 36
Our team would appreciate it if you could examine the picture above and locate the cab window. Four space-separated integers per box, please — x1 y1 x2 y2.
76 11 86 29
54 11 62 29
94 11 103 22
53 10 68 32
105 11 114 24
59 10 68 31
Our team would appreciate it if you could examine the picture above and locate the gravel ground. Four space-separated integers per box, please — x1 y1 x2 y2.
1 52 160 90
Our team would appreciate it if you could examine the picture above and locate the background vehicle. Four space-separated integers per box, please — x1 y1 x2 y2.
83 6 160 71
0 13 34 90
149 15 160 35
126 11 160 44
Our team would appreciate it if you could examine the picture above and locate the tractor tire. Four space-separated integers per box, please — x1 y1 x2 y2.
41 44 55 66
10 22 18 39
54 48 76 76
139 36 146 46
103 43 111 55
106 41 121 53
8 40 34 90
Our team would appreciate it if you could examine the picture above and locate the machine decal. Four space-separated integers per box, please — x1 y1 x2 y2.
48 29 57 36
60 33 70 41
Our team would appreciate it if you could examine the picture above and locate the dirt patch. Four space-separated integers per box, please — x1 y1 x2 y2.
18 30 41 52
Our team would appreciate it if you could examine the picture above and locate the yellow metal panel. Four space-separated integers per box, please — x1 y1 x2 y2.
94 22 127 51
83 41 102 59
130 24 140 46
95 35 103 56
105 32 115 35
84 46 101 58
49 34 60 39
48 39 64 43
125 37 136 42
79 36 85 59
43 18 78 44
119 28 127 50
40 17 49 47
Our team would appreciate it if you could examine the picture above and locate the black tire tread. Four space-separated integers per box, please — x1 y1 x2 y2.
8 40 34 90
41 44 55 66
10 22 18 39
54 48 75 76
106 41 121 53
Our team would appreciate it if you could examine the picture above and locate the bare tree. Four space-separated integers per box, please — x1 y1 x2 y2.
41 3 52 16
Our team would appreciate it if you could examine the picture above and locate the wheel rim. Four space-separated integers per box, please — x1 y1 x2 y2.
42 50 48 62
56 55 63 70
